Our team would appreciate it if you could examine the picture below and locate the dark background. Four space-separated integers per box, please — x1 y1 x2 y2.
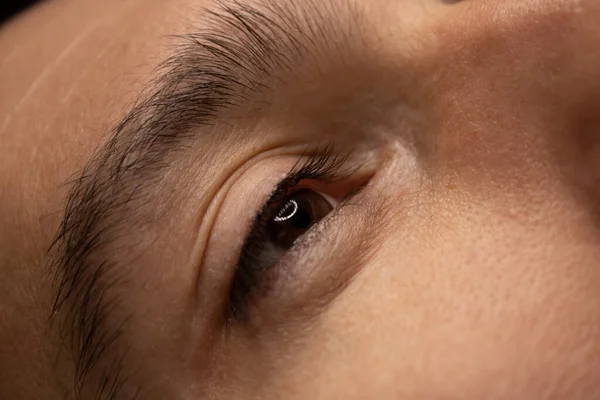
1 0 40 25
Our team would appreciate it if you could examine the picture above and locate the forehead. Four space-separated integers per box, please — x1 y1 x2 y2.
0 0 197 248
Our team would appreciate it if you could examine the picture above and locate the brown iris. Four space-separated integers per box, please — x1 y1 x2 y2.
267 189 333 250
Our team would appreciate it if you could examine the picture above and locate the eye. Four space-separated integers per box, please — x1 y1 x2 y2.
268 189 334 250
228 186 338 320
227 149 362 320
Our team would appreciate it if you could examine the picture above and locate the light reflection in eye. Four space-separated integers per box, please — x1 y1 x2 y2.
274 200 299 222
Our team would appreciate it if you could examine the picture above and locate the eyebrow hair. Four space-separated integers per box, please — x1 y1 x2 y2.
49 1 355 398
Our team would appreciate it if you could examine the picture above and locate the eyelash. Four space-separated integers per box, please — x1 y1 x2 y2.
227 147 355 321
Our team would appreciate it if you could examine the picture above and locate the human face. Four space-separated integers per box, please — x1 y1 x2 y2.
2 0 600 399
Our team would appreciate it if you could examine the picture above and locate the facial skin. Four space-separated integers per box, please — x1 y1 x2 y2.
2 0 600 398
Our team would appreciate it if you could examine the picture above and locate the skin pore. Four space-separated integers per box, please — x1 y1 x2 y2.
2 0 600 399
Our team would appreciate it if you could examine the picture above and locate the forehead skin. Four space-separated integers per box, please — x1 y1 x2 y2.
2 0 600 399
0 0 197 396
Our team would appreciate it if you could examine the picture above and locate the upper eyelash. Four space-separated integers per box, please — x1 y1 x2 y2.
259 146 355 218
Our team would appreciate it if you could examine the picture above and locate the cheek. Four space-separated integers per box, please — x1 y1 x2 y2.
252 207 600 399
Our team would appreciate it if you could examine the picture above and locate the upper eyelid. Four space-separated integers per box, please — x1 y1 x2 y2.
259 148 354 213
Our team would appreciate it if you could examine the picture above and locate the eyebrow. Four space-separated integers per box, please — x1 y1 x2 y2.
49 0 354 397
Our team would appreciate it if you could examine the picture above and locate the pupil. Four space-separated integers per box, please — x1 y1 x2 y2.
290 206 311 229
